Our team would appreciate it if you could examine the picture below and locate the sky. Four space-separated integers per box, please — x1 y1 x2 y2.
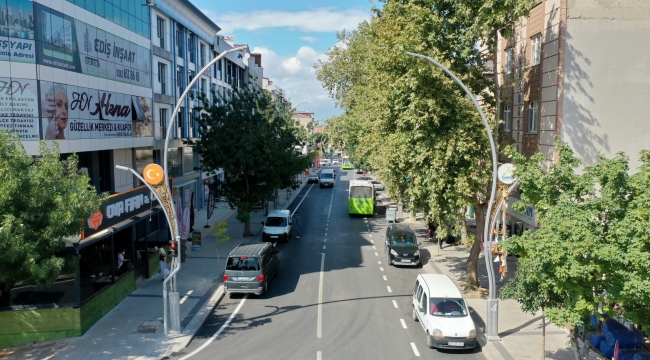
192 0 375 123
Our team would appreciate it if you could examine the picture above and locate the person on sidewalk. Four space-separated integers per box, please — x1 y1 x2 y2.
292 211 301 239
159 248 169 282
117 248 129 275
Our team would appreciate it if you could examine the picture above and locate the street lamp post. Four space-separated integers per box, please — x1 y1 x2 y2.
406 51 500 340
116 46 246 338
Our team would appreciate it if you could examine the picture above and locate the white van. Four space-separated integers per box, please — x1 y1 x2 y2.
261 210 292 242
319 169 336 188
412 274 477 350
319 158 331 166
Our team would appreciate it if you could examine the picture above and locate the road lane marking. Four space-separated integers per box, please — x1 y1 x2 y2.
369 234 372 237
380 267 384 271
180 290 194 304
374 252 378 256
291 184 315 217
317 351 322 360
378 261 381 264
178 295 248 360
410 343 421 357
392 300 398 308
323 246 326 249
383 275 387 281
324 238 327 242
327 191 334 218
317 253 325 338
387 286 392 293
325 227 328 231
325 233 327 236
400 319 407 329
372 246 376 250
371 240 374 244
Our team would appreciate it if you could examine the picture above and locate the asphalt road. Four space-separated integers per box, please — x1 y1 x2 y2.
172 167 484 360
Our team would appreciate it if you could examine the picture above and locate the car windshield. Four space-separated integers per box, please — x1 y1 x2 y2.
429 298 469 317
321 173 333 179
309 174 318 178
371 181 381 184
226 256 260 271
265 217 287 226
391 234 416 246
350 186 373 198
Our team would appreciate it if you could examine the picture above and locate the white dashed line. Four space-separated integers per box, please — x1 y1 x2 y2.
374 252 378 256
387 286 392 293
325 227 328 231
410 343 420 357
383 275 387 281
400 319 407 329
317 351 322 360
369 234 372 237
324 238 327 242
371 240 374 244
317 254 325 338
325 233 327 236
179 290 194 304
372 246 376 250
323 246 326 249
378 261 382 264
392 300 398 308
380 267 384 271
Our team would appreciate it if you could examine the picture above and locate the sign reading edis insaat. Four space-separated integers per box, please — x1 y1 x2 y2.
84 185 159 238
33 3 151 88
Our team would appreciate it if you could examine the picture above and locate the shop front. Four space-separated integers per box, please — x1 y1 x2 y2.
0 185 171 348
504 196 537 236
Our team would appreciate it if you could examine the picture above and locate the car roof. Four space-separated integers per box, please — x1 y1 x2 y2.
389 224 415 235
229 241 269 257
268 209 290 217
418 274 463 298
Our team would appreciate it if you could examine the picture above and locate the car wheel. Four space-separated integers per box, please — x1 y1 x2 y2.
386 252 392 266
412 307 419 322
426 332 435 349
261 282 268 297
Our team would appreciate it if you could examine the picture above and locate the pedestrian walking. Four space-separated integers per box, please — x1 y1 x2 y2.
292 211 302 239
159 248 169 282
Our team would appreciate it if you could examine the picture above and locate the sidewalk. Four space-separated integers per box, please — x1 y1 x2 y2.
398 217 597 360
1 180 308 360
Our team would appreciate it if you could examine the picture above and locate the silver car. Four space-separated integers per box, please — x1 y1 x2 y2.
371 180 384 191
224 242 279 296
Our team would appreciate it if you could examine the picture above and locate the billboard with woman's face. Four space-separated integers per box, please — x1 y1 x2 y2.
40 81 152 140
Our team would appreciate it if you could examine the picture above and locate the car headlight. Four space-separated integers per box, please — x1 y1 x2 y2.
431 329 444 338
468 329 476 339
390 249 398 256
414 250 420 257
283 230 288 234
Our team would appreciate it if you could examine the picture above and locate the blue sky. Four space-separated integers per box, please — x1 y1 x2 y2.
192 0 375 122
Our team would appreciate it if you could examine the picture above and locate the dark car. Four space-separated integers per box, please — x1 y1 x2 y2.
224 242 279 296
307 174 319 183
385 224 420 266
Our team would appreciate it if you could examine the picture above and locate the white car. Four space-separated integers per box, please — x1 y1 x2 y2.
331 159 340 165
320 158 332 166
412 274 477 350
371 180 384 191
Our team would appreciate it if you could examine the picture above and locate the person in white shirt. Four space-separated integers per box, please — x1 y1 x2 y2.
117 249 129 274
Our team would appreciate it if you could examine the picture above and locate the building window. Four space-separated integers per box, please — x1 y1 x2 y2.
176 28 184 58
178 107 185 138
528 101 538 133
177 66 184 92
217 59 222 80
531 35 541 65
183 147 196 174
201 79 207 98
159 108 168 139
156 17 166 49
188 33 196 63
505 48 513 74
167 148 183 178
503 105 511 132
200 44 207 67
158 62 167 95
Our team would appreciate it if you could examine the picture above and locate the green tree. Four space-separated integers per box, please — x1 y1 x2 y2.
501 142 650 360
0 131 106 296
191 84 310 236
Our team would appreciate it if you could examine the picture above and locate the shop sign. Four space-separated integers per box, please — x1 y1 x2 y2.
0 0 36 64
498 163 516 185
506 197 535 226
40 81 152 139
83 185 158 238
0 77 40 140
34 3 151 88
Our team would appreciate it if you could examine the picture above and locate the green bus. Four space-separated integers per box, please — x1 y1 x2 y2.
349 180 375 215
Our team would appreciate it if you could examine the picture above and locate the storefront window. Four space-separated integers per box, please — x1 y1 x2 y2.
135 150 154 186
167 148 182 178
183 147 196 174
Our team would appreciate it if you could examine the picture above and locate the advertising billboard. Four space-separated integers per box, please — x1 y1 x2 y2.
34 3 151 88
40 81 152 140
0 0 36 64
0 77 39 140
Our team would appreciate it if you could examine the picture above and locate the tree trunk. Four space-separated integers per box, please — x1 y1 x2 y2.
542 308 546 360
243 219 252 237
466 201 487 289
570 327 582 360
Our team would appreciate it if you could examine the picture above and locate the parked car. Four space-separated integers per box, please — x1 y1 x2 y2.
331 159 340 165
262 209 292 242
412 274 477 350
371 180 384 191
320 158 332 166
307 174 319 183
357 176 373 181
224 241 278 296
385 224 420 266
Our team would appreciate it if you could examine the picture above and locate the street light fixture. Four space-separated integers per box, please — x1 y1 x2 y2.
116 46 246 338
406 51 500 341
289 101 308 112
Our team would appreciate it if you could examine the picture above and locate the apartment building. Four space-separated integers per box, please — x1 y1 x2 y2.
495 0 650 231
0 0 264 347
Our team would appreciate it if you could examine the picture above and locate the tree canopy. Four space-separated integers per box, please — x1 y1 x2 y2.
0 131 106 292
190 83 310 236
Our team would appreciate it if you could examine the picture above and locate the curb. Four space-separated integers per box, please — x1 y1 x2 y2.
180 285 225 348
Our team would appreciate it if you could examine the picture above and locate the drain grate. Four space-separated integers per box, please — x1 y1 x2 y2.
136 320 162 333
